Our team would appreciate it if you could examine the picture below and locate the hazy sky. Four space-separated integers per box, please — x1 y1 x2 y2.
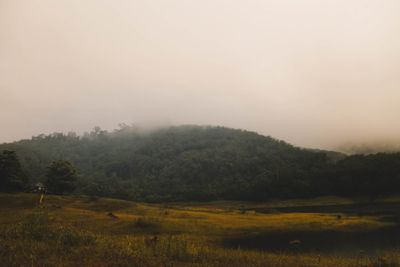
1 0 400 149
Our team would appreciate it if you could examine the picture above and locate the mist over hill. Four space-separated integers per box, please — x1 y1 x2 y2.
0 125 329 201
2 125 400 202
336 140 400 155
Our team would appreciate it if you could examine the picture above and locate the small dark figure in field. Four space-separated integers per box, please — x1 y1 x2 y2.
107 212 118 219
337 215 342 219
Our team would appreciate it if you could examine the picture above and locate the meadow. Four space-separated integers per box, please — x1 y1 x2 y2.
1 193 400 266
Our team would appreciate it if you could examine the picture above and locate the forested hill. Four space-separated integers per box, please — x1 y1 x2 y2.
0 125 333 201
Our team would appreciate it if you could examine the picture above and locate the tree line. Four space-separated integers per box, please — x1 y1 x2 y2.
1 125 400 202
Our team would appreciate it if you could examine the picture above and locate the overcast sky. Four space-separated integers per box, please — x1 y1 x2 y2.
1 0 400 149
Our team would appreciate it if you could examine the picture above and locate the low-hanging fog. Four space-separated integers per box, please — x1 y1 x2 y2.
1 0 400 150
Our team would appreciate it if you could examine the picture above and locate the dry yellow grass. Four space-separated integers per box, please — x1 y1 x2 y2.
0 193 399 266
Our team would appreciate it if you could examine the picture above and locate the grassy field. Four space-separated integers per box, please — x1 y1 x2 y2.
1 194 400 266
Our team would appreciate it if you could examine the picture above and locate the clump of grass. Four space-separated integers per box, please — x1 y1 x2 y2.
129 217 166 235
133 217 160 228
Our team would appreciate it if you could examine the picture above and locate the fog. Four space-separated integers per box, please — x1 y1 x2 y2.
1 0 400 149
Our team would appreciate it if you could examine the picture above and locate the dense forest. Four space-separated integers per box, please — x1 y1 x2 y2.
1 125 400 202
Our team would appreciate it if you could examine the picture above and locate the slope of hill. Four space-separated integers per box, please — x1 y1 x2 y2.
0 125 329 201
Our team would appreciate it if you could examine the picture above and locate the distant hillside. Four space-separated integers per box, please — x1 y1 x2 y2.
0 125 331 201
337 141 400 155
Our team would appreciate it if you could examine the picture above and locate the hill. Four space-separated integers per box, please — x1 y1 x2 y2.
0 125 330 201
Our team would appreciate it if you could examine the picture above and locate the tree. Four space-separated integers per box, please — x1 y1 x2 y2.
45 160 79 194
0 150 28 192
